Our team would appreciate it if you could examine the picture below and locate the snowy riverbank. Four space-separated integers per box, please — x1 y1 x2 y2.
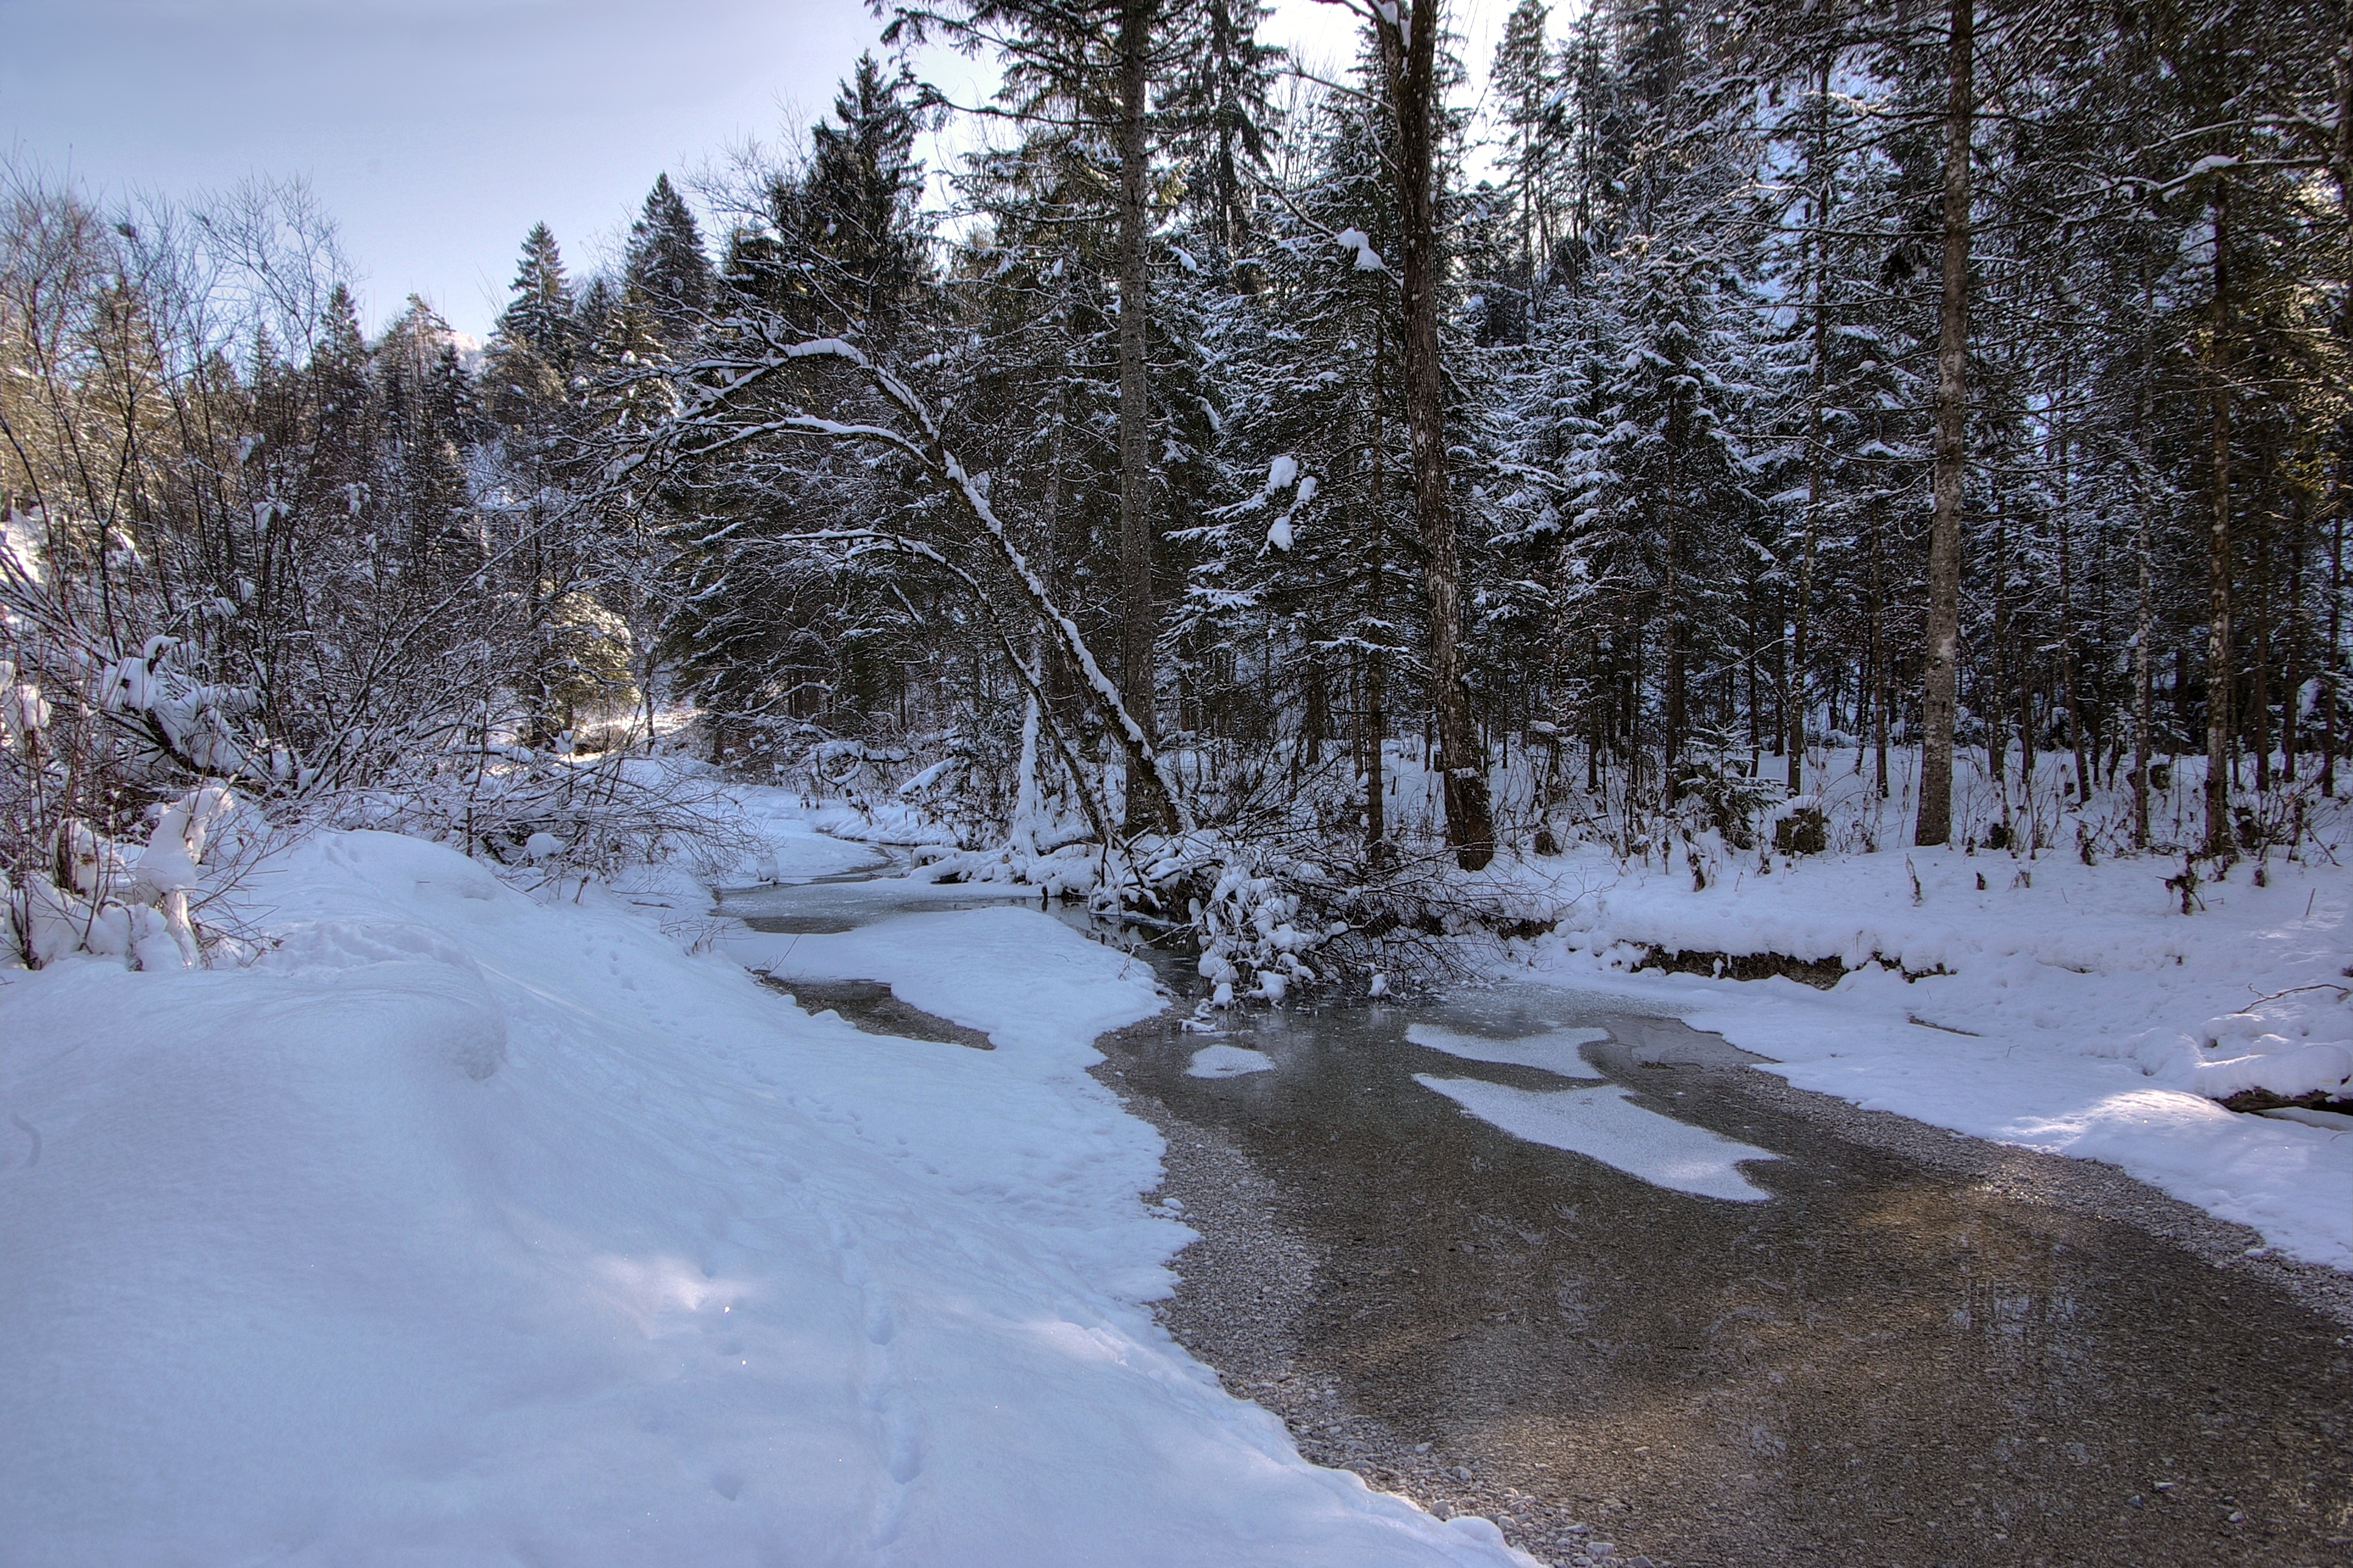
1493 839 2353 1267
0 793 1535 1566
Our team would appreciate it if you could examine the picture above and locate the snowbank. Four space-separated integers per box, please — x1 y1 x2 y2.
1500 842 2353 1267
0 818 1532 1566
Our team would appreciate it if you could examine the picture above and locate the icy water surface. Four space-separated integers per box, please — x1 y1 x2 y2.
1100 979 2353 1568
712 849 1039 933
722 860 2353 1568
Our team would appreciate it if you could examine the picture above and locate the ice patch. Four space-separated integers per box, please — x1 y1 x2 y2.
1414 1075 1780 1202
1189 1044 1276 1078
1406 1024 1609 1079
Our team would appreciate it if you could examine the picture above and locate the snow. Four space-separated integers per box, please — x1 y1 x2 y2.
1496 810 2353 1267
1415 1075 1781 1202
0 799 1536 1566
1189 1044 1278 1078
1408 1023 1609 1077
1335 228 1387 273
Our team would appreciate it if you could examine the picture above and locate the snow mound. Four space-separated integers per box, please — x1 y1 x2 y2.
1189 1044 1277 1078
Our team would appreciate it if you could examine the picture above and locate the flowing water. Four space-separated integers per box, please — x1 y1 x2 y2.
721 858 2353 1568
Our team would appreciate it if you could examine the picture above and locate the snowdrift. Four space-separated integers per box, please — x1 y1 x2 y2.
0 826 1531 1566
1506 841 2353 1267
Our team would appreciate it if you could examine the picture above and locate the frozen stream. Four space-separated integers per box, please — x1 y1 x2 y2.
717 857 2353 1568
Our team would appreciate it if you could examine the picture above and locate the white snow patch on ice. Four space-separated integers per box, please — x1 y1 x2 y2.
1406 1024 1609 1078
1415 1075 1781 1202
1189 1044 1276 1078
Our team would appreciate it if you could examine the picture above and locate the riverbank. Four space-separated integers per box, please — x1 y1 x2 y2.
0 792 1537 1567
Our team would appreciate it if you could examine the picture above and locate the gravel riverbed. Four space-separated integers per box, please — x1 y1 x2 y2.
1091 993 2353 1568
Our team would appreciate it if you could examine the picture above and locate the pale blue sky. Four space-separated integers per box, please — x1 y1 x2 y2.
4 0 1457 341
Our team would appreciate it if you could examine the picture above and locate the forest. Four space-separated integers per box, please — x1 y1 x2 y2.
2 0 2346 970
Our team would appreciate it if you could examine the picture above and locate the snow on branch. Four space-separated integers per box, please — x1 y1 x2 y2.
660 333 1192 835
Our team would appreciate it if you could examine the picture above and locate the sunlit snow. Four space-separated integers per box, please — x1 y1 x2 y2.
1189 1044 1276 1078
1406 1024 1609 1078
1414 1075 1781 1202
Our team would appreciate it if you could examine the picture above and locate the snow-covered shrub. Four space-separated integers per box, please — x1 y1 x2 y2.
4 786 246 969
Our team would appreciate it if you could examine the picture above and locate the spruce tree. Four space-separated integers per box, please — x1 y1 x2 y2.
623 174 713 344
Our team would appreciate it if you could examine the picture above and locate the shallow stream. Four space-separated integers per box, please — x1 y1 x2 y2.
717 857 2353 1568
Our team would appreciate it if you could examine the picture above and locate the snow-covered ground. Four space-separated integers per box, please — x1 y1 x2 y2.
5 754 2348 1561
1495 836 2353 1268
0 789 1534 1567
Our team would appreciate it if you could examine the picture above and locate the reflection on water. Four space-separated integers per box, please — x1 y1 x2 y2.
713 856 1040 935
722 853 2353 1567
1097 961 2352 1568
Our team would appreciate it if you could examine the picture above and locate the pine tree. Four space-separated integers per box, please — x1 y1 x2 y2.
623 174 713 344
487 224 575 433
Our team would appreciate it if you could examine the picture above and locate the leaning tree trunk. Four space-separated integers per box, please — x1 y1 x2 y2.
1915 0 1973 848
1115 0 1159 830
1380 0 1496 870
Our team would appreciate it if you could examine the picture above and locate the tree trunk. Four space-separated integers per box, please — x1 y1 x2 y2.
2132 262 2155 846
1362 316 1390 858
2204 182 2235 857
1380 0 1495 869
1915 0 1973 847
2062 523 2091 804
1116 0 1158 816
1789 46 1833 800
1989 498 2012 831
2251 491 2271 795
2327 0 2353 797
1664 447 1685 792
1870 493 1890 798
2053 379 2092 805
2283 490 2304 784
2326 484 2345 797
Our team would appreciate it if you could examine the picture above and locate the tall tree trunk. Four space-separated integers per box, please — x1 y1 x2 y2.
1870 491 1890 798
1365 315 1390 860
1989 497 2012 831
1206 0 1245 255
2251 489 2271 795
2283 490 2305 783
1116 0 1158 819
2204 182 2235 856
2052 368 2092 805
2132 263 2155 846
1746 582 1761 770
2326 483 2345 797
2327 0 2353 796
2060 517 2091 804
1380 0 1495 868
1789 46 1833 800
1664 448 1685 792
1915 0 1973 847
